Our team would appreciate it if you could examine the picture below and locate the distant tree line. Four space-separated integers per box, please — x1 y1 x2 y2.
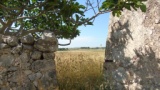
58 47 106 51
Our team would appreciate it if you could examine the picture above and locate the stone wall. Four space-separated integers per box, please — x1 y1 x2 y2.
0 31 58 90
104 0 160 90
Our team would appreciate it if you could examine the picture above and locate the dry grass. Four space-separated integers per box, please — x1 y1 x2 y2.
55 49 107 90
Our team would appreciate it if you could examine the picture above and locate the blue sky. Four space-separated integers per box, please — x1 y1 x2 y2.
59 0 110 48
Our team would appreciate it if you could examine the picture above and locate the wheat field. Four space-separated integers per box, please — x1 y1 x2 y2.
55 49 108 90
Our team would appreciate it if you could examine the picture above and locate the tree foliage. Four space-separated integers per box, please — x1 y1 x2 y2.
0 0 146 40
101 0 147 17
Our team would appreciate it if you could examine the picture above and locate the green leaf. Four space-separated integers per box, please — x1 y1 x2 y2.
112 11 116 16
140 4 146 12
87 22 93 25
132 5 137 11
125 5 131 10
75 14 79 21
136 1 142 6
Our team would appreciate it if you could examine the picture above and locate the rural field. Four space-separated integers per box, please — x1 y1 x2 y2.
55 49 110 90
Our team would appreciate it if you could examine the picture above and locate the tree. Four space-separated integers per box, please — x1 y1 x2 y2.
101 0 146 17
0 0 146 45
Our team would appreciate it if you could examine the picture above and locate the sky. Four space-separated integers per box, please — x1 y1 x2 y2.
59 0 110 48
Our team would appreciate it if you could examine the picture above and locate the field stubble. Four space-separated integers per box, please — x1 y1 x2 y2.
55 49 108 90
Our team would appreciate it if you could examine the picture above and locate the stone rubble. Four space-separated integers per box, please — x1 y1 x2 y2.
0 31 58 89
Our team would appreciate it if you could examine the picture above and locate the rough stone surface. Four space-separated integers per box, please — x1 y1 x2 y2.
31 51 42 60
43 52 55 60
20 35 34 45
34 39 58 52
0 43 9 49
0 34 3 42
11 44 22 54
2 35 18 47
104 0 160 90
0 54 14 68
34 31 58 52
0 31 58 89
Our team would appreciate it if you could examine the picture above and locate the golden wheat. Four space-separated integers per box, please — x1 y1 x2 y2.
55 49 106 90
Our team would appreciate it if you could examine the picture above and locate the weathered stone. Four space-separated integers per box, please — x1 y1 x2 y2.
155 19 160 24
113 67 127 84
0 43 9 49
0 48 11 55
104 0 160 89
7 67 17 72
40 70 58 89
31 51 42 60
11 44 22 54
34 31 58 52
13 57 21 66
22 44 33 52
154 78 160 86
0 79 2 85
41 30 57 42
24 82 37 90
20 35 34 44
0 54 14 67
35 72 42 79
2 36 18 47
31 60 56 72
0 31 58 89
34 39 58 52
0 87 10 90
43 52 55 60
24 70 32 75
0 34 3 43
0 66 7 74
20 52 30 63
21 63 30 70
7 71 27 83
33 80 38 87
28 73 36 81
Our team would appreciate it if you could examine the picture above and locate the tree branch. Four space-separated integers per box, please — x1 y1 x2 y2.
87 0 96 14
97 0 101 11
20 29 44 37
58 39 71 46
0 19 13 34
14 5 55 22
0 19 5 25
0 4 20 11
25 0 48 10
78 10 110 25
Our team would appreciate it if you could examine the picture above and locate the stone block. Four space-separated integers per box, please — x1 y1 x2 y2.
43 52 55 60
0 43 9 49
28 73 36 81
113 67 128 84
2 35 18 47
19 53 30 63
34 39 58 52
24 70 32 75
0 54 14 68
31 60 56 72
20 35 34 45
31 51 42 60
22 44 33 52
34 30 58 52
11 44 22 54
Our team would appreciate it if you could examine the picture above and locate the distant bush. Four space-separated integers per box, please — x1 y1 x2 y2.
58 48 69 51
80 47 90 49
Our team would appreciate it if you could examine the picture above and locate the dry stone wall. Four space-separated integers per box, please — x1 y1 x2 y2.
104 0 160 90
0 31 58 90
